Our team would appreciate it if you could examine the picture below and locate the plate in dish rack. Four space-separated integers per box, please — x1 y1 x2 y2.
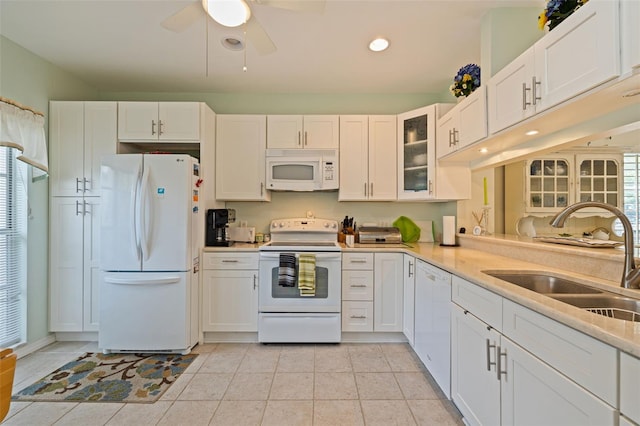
534 236 623 248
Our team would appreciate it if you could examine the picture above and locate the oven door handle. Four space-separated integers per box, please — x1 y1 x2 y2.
259 252 341 260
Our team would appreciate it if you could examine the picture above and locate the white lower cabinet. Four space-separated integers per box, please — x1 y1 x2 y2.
620 352 640 425
402 255 415 345
202 252 259 332
451 275 618 426
342 252 402 333
49 197 101 332
501 337 616 426
414 260 451 397
373 253 403 332
451 303 502 426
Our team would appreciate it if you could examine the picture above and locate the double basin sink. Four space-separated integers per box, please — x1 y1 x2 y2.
483 270 640 322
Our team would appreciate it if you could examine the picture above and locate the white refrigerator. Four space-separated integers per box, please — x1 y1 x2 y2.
99 154 201 354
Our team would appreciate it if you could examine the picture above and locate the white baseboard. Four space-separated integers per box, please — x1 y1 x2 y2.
203 332 258 343
54 332 98 342
341 332 408 343
14 334 56 359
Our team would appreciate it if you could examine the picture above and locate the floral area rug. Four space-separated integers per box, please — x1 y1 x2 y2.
12 352 197 403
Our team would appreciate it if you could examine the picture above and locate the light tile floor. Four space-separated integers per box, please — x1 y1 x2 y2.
6 341 464 425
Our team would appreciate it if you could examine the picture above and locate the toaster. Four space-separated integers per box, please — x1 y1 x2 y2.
228 227 256 243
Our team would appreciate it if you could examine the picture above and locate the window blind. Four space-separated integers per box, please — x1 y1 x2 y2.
620 154 640 246
0 146 27 348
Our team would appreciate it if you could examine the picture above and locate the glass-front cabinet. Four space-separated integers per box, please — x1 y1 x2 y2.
525 154 621 213
397 103 470 201
397 105 436 200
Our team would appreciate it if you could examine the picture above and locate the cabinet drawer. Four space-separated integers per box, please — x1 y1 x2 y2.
202 252 259 270
620 352 640 424
342 301 374 332
342 252 374 270
342 270 374 300
451 275 502 331
503 299 617 407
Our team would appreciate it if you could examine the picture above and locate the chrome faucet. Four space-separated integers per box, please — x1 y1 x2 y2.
550 202 640 289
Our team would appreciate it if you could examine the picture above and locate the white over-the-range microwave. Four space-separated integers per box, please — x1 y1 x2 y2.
265 149 338 191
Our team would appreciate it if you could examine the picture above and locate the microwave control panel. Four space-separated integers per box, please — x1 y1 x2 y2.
323 161 335 182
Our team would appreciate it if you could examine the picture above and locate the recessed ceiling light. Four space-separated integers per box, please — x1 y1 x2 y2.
479 147 488 154
221 37 244 51
369 38 389 52
622 89 640 98
525 130 539 136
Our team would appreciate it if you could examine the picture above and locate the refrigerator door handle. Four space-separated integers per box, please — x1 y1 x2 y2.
104 276 181 285
140 165 151 262
133 162 143 262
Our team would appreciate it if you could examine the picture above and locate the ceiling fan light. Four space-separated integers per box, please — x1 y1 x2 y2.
204 0 251 28
369 38 389 52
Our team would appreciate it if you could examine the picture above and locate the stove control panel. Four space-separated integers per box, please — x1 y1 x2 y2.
270 218 338 233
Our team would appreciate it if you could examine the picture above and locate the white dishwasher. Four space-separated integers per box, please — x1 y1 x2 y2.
414 259 452 398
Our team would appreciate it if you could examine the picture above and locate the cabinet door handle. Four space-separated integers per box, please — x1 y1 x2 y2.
350 284 368 288
448 129 455 147
349 259 368 263
76 178 82 194
486 338 497 372
83 178 90 193
151 120 156 135
83 200 90 216
304 131 308 146
532 77 541 105
298 131 301 146
428 180 433 195
496 345 507 381
370 182 373 197
75 200 82 216
408 261 413 278
158 119 164 136
522 82 531 110
454 129 459 145
253 274 257 290
261 182 264 196
221 259 239 263
364 182 368 197
350 315 367 319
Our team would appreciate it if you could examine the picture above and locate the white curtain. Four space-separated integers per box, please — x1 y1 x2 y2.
0 98 48 176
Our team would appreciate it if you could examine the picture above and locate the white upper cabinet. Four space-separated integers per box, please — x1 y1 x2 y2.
49 101 117 197
118 102 200 141
339 115 396 201
437 86 488 159
533 0 620 111
267 115 339 149
489 0 620 134
216 115 270 201
488 46 537 134
621 0 640 72
398 104 470 201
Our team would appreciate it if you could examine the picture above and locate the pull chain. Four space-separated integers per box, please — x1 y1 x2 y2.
243 24 247 72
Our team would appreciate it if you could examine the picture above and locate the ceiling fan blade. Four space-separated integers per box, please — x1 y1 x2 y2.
246 16 277 55
161 1 204 32
254 0 325 14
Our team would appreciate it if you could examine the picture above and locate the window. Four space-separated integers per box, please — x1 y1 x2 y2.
618 154 640 248
0 147 27 348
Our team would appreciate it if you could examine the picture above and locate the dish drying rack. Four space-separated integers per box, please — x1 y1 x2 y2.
586 307 639 322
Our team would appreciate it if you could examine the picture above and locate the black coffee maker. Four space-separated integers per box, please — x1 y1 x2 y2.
206 209 236 246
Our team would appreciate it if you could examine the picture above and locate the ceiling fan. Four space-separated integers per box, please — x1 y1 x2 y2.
161 0 325 55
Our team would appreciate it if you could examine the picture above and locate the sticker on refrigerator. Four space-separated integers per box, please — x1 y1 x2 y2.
156 187 165 198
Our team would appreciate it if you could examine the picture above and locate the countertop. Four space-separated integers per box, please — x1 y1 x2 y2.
203 239 640 356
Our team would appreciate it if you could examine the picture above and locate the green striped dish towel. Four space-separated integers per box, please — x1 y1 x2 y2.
297 253 316 297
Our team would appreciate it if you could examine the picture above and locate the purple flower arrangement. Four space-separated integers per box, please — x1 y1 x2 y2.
449 64 481 98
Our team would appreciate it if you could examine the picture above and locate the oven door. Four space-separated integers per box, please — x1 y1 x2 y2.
259 251 341 313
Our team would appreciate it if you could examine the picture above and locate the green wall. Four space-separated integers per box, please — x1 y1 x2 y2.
0 35 99 345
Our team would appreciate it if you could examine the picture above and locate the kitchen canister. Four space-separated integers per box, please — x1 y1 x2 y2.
255 233 264 243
